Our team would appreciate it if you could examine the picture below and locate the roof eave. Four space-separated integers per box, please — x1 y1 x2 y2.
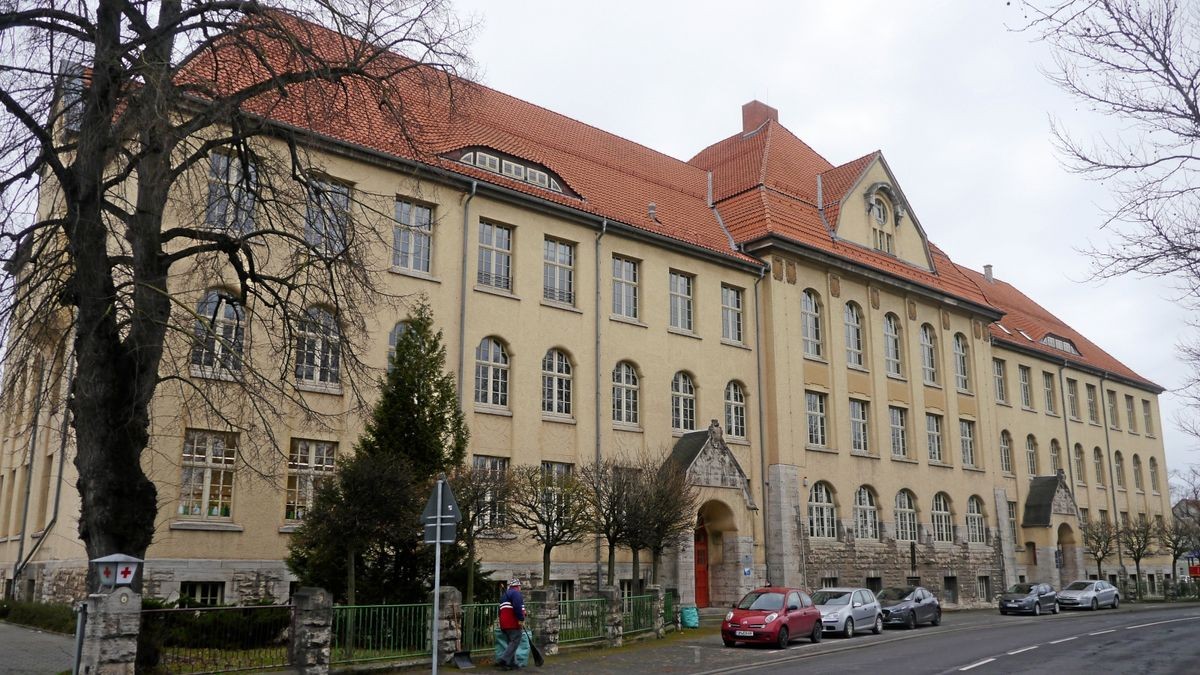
989 336 1164 394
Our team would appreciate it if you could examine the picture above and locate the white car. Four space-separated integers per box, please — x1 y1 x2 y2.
1056 580 1120 610
812 587 883 637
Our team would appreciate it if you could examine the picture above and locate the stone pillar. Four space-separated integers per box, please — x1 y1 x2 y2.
646 585 665 638
80 587 140 675
993 488 1018 588
767 465 803 587
528 588 559 656
599 586 623 648
290 587 333 675
432 586 462 665
676 532 696 608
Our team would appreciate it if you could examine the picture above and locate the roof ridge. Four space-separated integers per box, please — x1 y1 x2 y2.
757 120 775 186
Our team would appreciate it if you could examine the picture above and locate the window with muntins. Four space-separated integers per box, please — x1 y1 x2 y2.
927 414 943 462
806 391 828 447
178 430 236 520
1107 390 1120 428
191 290 244 375
1074 444 1086 484
478 221 513 290
541 349 573 416
612 256 639 319
305 177 350 255
890 406 908 458
894 491 917 541
672 372 696 432
993 359 1007 403
206 152 256 234
1094 448 1106 485
884 313 903 376
920 324 937 384
295 307 340 386
1043 372 1057 414
1133 455 1143 490
1125 395 1137 432
932 493 953 543
1086 385 1099 423
474 455 509 528
1007 501 1018 544
286 439 336 521
1050 440 1061 473
808 483 836 538
850 399 870 453
725 382 747 439
1067 379 1080 418
393 199 433 273
474 338 509 408
722 285 744 343
1149 457 1160 492
543 238 575 305
1142 400 1154 436
871 196 894 254
953 334 970 391
802 290 824 358
386 321 408 371
669 272 694 332
612 362 640 426
1026 435 1039 476
1000 431 1013 473
854 487 879 540
1018 366 1032 408
844 303 864 367
967 496 986 544
960 420 976 467
180 581 225 606
1114 452 1125 488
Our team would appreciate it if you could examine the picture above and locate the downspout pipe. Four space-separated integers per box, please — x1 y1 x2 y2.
1099 374 1125 579
1056 364 1076 486
593 218 607 588
13 359 46 592
455 181 478 405
751 262 770 582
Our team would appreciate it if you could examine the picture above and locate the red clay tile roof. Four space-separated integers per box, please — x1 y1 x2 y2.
955 265 1160 391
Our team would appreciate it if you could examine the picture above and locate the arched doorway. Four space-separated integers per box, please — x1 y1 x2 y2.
695 500 738 608
1057 523 1081 587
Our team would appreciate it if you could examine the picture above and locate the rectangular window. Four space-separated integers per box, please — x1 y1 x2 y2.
206 152 256 234
890 406 908 458
1107 390 1120 428
1125 395 1137 433
473 455 509 528
960 419 976 467
475 152 500 172
286 439 336 521
1007 501 1018 545
820 577 839 588
1043 372 1057 414
1019 366 1033 409
60 69 85 133
976 576 991 602
926 414 943 463
1067 379 1080 419
850 399 869 454
1086 384 1099 423
806 392 827 448
943 577 958 604
477 220 513 291
1080 508 1089 522
305 177 350 255
721 285 744 343
178 430 236 520
180 581 225 606
612 256 639 319
501 159 525 180
1142 400 1154 436
543 238 575 304
669 271 694 332
551 580 575 602
993 359 1007 403
393 199 433 273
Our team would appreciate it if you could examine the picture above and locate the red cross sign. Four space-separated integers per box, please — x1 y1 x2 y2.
116 565 134 585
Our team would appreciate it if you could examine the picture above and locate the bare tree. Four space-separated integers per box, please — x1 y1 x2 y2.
1119 518 1158 599
0 2 474 575
506 464 591 587
627 452 700 587
1080 518 1119 581
1158 516 1200 598
1020 1 1200 428
580 458 638 588
449 461 512 604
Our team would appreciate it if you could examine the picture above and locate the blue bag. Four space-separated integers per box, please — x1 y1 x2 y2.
493 628 530 667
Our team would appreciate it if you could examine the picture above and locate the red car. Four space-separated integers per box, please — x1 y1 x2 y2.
721 587 823 649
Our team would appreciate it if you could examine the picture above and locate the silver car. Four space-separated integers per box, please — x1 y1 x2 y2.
812 587 883 638
1056 580 1120 610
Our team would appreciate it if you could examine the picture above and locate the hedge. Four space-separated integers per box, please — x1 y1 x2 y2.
0 600 76 634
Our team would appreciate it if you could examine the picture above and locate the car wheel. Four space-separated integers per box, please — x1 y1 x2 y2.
999 609 1008 615
723 638 736 648
775 626 789 649
906 612 917 630
1090 598 1099 611
1052 602 1060 615
930 609 942 626
1033 603 1041 616
810 621 823 643
842 618 855 639
1112 595 1119 609
873 615 883 634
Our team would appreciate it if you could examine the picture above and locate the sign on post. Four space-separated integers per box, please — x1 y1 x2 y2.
421 475 460 675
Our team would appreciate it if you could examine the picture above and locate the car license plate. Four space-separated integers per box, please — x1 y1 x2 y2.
735 630 754 637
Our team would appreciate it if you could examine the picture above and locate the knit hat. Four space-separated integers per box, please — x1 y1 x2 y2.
508 578 522 587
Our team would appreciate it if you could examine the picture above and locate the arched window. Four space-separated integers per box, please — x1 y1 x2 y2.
1149 457 1160 492
953 333 970 391
1133 455 1144 490
474 338 509 408
808 482 837 539
295 307 340 385
844 302 864 367
1114 451 1125 488
725 381 747 439
386 321 408 371
1094 447 1106 486
932 493 953 543
1026 435 1039 476
612 361 639 426
1050 440 1062 473
191 290 244 373
542 349 573 416
967 496 986 544
894 490 918 541
802 290 823 358
999 431 1013 474
920 324 938 384
871 196 894 254
853 486 879 540
1074 444 1087 484
884 313 903 376
672 372 696 432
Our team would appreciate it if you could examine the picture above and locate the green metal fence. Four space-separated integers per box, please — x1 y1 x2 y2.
623 594 655 635
138 604 292 674
558 598 607 643
461 603 500 654
663 589 678 629
331 603 432 664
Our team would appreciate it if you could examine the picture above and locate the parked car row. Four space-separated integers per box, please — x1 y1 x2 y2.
721 585 943 648
997 580 1120 615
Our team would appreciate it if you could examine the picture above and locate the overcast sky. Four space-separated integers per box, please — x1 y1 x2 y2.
452 0 1198 480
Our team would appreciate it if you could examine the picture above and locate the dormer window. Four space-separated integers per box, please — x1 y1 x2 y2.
1041 334 1080 355
455 147 567 195
873 197 888 225
871 195 894 254
501 159 525 180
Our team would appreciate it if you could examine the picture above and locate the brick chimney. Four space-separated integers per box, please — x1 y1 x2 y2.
742 100 778 133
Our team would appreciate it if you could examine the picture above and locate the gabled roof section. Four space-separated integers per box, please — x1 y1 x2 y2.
1022 473 1078 527
956 265 1161 392
819 152 878 210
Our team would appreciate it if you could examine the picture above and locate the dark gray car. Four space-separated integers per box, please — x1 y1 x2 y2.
998 582 1058 615
878 586 942 628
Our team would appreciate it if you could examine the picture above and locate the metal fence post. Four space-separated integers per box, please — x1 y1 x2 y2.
71 600 87 675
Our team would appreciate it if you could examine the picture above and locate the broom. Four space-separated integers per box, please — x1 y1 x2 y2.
525 628 544 667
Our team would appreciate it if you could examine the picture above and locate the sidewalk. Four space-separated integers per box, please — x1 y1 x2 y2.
0 621 75 674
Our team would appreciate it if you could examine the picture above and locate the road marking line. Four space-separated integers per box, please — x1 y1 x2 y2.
960 658 995 671
1007 646 1038 655
1049 636 1077 643
1089 629 1114 635
1126 616 1200 630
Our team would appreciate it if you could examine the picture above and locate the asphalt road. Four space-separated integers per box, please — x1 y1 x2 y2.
528 603 1200 675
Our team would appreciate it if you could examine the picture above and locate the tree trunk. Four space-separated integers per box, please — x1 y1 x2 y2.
543 545 552 588
631 547 641 592
347 546 357 605
1134 562 1143 599
651 549 661 586
607 542 616 587
1096 559 1103 581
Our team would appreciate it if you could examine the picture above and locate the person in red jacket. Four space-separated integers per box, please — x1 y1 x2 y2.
496 578 526 670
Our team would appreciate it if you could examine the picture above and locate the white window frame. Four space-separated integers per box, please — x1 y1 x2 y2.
1067 379 1080 419
725 381 747 439
926 413 943 462
543 238 576 305
669 271 694 332
920 324 937 384
884 313 902 376
1019 366 1033 409
1107 390 1120 428
1149 457 1160 492
806 391 828 447
722 285 744 343
850 399 870 454
191 290 244 376
960 419 976 468
967 497 986 544
1043 372 1057 414
612 362 640 426
478 220 513 291
206 152 256 234
286 438 336 521
844 303 864 367
474 337 509 408
178 430 236 521
1094 448 1106 486
1050 440 1062 473
802 290 823 358
932 493 953 543
1142 400 1154 436
953 333 970 392
1026 436 1039 476
672 372 696 432
474 454 510 528
304 177 350 256
993 359 1007 403
853 487 879 540
1086 385 1099 423
1074 445 1087 484
1133 455 1143 490
612 256 639 319
1114 452 1125 488
1007 501 1018 545
294 307 340 387
386 321 408 371
808 483 837 539
1125 395 1137 432
541 349 573 417
894 491 917 542
1000 431 1013 473
889 406 907 458
393 199 433 273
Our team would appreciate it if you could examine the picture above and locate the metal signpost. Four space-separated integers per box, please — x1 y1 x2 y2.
422 474 461 675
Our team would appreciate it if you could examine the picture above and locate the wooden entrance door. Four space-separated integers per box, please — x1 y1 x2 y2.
694 527 710 608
